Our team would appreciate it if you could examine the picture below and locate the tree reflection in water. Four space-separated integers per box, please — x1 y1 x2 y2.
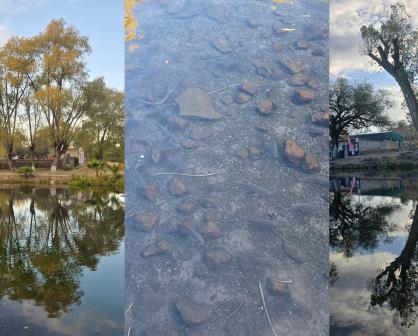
330 184 418 327
0 187 124 318
370 203 418 328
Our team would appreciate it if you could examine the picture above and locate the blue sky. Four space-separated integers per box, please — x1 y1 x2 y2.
0 0 124 90
330 0 418 123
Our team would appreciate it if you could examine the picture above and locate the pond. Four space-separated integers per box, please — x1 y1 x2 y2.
126 0 329 335
330 176 418 336
0 186 124 336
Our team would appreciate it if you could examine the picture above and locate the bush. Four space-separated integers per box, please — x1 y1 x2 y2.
69 175 124 189
16 166 34 178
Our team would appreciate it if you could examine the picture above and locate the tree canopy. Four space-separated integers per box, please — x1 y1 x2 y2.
329 77 392 155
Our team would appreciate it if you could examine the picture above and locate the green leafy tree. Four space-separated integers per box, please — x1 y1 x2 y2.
330 78 392 158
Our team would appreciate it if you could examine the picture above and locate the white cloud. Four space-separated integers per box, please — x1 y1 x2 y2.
0 0 45 15
330 0 418 75
331 252 418 335
0 25 11 46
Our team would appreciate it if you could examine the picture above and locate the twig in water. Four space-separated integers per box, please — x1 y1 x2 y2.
137 90 173 105
259 281 279 336
226 299 244 319
152 172 217 177
207 83 241 95
126 302 134 314
128 326 131 336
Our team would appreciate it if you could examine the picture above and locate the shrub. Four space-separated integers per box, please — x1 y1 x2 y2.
16 166 34 178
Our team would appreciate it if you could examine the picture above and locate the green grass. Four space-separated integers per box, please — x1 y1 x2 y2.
68 175 124 189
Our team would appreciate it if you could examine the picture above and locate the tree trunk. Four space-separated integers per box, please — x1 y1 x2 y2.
7 151 14 171
394 69 418 132
29 150 36 172
50 157 59 172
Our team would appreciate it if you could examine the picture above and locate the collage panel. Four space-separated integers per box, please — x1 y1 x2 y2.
0 1 124 335
125 0 329 335
330 0 418 335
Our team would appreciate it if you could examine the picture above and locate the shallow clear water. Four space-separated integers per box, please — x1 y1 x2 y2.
0 187 124 336
330 176 418 336
126 0 329 335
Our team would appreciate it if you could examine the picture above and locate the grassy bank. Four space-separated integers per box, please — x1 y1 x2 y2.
0 165 124 188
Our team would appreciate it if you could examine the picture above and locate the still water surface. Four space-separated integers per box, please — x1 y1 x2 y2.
330 176 418 336
0 187 124 336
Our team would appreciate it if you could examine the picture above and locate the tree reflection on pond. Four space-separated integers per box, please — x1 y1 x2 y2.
0 187 124 319
330 179 418 328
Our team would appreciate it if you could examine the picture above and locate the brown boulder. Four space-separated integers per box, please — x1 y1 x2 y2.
284 140 305 167
169 177 187 196
136 211 158 232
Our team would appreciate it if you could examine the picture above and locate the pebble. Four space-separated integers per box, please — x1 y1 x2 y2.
151 149 162 164
294 40 309 49
212 36 233 53
234 91 252 104
180 138 199 149
233 146 249 159
246 16 262 28
287 74 309 86
144 185 159 202
142 240 170 258
169 177 187 196
302 154 321 173
177 200 198 214
284 140 305 167
205 249 233 269
136 211 159 232
266 277 291 296
312 110 329 127
249 144 261 157
175 298 212 325
280 59 305 74
283 242 306 264
241 80 258 96
199 221 222 239
292 89 315 104
257 100 274 115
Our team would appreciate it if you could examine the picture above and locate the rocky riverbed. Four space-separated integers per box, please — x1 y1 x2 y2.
125 0 329 335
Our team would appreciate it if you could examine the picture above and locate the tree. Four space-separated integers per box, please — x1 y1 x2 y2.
361 4 418 131
82 78 124 160
330 188 398 258
0 37 33 170
370 204 418 327
31 19 92 172
20 91 43 170
330 77 392 158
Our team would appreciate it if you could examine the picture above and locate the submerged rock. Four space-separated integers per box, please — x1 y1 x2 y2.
257 100 274 115
175 298 212 325
136 211 159 232
280 59 305 75
177 200 198 214
292 89 315 104
142 240 170 258
212 36 233 53
169 177 187 196
311 110 329 127
176 88 221 120
206 249 233 269
266 277 291 296
235 91 252 104
302 154 321 173
199 221 222 240
284 242 306 264
241 80 258 96
284 140 305 167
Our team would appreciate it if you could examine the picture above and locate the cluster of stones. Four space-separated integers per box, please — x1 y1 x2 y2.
284 140 321 173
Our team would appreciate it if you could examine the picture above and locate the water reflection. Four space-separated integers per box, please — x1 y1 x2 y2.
0 187 124 335
330 176 418 334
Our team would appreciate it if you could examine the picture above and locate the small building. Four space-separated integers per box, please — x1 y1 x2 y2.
47 146 84 168
331 130 404 158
